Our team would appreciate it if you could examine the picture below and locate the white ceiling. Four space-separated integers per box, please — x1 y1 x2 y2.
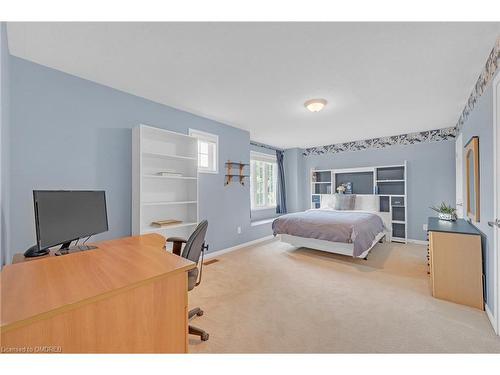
7 22 500 148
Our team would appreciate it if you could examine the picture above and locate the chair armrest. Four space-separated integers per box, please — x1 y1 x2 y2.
166 237 187 256
166 237 187 243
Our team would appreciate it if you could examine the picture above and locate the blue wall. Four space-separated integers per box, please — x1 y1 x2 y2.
0 22 10 267
6 56 272 262
459 73 498 315
295 140 456 241
284 148 305 213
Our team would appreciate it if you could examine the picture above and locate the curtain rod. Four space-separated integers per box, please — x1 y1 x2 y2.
250 141 284 152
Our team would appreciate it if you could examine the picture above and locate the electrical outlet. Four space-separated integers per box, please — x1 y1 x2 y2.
237 226 242 234
423 224 428 231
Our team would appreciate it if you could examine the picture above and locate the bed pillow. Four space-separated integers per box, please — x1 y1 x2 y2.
320 194 337 209
337 194 356 210
353 194 378 212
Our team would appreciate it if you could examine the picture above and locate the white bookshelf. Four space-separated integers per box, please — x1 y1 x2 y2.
310 162 407 243
132 124 199 249
375 162 407 244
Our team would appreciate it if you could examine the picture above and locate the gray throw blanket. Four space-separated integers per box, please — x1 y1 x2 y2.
272 209 385 257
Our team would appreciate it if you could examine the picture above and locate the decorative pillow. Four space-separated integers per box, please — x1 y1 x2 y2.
320 194 337 209
337 194 356 210
332 194 341 210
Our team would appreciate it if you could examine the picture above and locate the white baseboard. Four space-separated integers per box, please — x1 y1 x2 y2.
407 238 429 245
204 235 275 260
485 303 498 335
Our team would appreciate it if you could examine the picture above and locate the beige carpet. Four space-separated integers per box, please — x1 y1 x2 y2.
188 239 500 353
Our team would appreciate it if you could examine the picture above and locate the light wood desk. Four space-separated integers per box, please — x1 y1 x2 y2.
1 234 196 353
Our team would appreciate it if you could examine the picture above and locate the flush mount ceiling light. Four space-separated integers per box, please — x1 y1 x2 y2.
304 98 327 112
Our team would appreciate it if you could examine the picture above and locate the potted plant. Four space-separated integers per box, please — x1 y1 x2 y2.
430 202 457 221
336 184 346 194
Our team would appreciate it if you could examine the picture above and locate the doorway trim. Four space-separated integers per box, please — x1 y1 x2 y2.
455 132 464 218
491 72 500 334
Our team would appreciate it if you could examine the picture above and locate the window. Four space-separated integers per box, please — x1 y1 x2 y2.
250 151 277 210
189 129 218 173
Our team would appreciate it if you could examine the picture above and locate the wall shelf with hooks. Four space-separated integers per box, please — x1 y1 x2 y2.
225 161 249 185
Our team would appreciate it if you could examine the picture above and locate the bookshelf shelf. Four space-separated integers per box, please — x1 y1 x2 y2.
142 200 197 206
142 151 197 161
141 222 198 233
143 174 197 180
133 124 199 241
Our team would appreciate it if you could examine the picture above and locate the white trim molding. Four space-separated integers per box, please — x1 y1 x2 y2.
189 128 219 174
407 239 429 246
486 303 498 334
491 71 500 335
250 150 277 162
204 235 275 260
250 151 278 210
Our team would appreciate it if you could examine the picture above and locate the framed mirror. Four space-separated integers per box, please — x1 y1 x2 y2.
464 136 480 222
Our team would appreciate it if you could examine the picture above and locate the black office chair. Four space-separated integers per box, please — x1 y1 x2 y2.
166 220 209 341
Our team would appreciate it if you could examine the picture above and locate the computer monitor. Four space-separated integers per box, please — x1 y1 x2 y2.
30 190 109 256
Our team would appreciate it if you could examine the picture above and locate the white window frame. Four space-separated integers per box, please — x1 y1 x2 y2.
189 129 219 174
250 151 277 210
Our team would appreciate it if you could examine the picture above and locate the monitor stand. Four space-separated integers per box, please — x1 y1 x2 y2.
24 244 50 258
55 241 98 256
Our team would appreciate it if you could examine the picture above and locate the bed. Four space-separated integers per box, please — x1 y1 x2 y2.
272 194 387 258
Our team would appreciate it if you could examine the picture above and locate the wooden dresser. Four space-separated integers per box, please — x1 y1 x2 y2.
427 217 484 310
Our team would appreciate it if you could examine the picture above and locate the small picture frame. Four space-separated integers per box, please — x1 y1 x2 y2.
345 182 353 194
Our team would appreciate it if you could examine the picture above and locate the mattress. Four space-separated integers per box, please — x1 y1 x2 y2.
272 209 385 257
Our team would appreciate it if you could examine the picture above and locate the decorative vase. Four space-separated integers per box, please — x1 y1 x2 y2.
438 212 457 221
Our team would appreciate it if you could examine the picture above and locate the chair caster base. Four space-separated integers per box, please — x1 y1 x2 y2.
189 307 203 319
189 324 209 341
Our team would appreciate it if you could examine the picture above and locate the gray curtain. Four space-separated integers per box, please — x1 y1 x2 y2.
276 150 287 214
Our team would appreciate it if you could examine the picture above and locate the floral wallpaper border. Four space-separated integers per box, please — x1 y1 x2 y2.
303 127 457 156
456 36 500 132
